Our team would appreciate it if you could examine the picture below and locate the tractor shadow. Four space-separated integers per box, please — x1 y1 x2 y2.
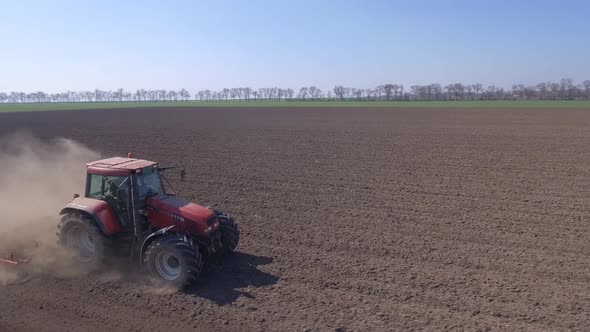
186 252 278 305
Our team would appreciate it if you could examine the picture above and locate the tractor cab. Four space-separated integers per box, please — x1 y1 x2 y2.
86 157 165 195
85 157 164 230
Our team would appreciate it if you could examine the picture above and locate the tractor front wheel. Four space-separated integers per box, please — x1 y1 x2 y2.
216 212 240 256
143 235 203 289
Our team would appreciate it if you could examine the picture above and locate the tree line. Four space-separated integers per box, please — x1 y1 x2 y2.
1 79 589 103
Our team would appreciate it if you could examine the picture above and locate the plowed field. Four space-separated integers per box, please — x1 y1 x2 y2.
1 107 589 331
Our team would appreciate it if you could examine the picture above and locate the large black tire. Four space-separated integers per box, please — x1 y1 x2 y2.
58 212 108 270
216 212 239 255
143 235 203 289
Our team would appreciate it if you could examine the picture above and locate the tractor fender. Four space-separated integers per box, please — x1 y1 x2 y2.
60 197 122 236
59 207 112 236
139 225 176 267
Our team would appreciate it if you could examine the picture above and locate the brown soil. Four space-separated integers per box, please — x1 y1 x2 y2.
1 107 590 331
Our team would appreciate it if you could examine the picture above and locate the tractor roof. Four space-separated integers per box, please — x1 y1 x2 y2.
86 157 157 176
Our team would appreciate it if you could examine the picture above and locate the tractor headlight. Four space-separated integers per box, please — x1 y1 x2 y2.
204 221 219 233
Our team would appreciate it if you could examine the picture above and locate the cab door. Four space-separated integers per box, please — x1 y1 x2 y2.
86 173 131 230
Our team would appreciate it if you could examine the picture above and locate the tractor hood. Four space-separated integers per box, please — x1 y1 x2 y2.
146 194 218 234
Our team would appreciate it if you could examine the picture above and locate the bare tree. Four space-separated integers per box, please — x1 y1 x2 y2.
285 88 294 100
168 90 178 101
230 88 238 100
410 86 420 100
243 87 251 101
536 83 548 100
270 87 278 100
512 84 525 100
375 85 384 100
383 84 394 100
309 86 323 100
584 80 590 99
179 89 190 101
344 88 352 99
471 83 483 100
561 78 574 99
333 86 345 100
298 87 309 100
352 88 363 100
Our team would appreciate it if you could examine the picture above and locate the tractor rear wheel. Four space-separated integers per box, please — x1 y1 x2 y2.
216 212 240 256
143 235 203 289
58 212 108 270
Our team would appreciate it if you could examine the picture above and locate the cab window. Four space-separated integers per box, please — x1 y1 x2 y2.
88 174 103 197
87 174 128 199
137 167 164 198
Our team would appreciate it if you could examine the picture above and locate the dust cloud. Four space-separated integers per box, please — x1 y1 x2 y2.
0 132 100 284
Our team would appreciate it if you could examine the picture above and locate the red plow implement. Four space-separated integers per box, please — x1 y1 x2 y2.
1 252 28 266
0 251 31 285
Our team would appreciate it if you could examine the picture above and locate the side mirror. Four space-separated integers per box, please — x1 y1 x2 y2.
73 193 80 199
180 169 186 181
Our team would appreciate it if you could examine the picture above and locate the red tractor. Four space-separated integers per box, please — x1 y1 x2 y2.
58 156 239 289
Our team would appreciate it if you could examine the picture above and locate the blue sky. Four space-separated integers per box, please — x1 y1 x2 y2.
1 0 589 92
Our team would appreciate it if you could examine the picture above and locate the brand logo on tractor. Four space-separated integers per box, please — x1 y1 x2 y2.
171 213 185 222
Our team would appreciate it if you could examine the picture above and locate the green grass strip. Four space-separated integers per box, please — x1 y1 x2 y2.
1 100 590 113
